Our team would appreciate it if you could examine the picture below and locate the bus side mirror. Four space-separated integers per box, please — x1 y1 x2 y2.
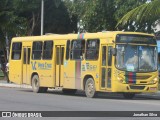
111 48 116 56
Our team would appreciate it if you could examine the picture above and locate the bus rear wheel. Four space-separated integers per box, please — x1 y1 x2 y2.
123 93 135 99
85 78 97 98
32 75 47 93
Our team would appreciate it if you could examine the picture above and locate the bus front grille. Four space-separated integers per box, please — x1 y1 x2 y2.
136 75 151 80
129 85 145 90
125 75 151 80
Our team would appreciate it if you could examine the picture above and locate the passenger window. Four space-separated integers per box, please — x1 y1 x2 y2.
66 40 70 60
32 41 43 60
70 40 85 60
86 39 100 60
108 46 112 66
43 41 53 60
11 42 22 60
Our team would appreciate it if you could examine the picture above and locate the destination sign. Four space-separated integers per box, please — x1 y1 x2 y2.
116 34 156 44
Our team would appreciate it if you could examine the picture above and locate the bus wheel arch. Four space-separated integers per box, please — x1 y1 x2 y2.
83 75 93 90
31 73 48 93
83 75 97 98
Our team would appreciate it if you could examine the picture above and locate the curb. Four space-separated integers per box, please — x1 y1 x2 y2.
0 83 31 89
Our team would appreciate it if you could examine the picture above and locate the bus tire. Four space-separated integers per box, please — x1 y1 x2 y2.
85 78 97 98
123 93 135 99
62 89 77 94
32 75 44 93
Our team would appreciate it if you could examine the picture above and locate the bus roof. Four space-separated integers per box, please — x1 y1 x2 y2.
12 31 154 42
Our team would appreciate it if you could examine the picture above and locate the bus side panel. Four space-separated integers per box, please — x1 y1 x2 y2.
9 41 23 84
39 61 54 87
30 60 55 87
63 60 76 89
9 60 22 84
81 61 100 91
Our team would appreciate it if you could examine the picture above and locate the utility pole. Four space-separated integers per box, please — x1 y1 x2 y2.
41 0 44 35
5 33 9 61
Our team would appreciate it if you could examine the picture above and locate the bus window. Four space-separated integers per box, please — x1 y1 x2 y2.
66 40 70 60
23 48 27 64
108 46 112 66
56 47 64 65
86 39 99 60
70 40 85 60
23 48 31 64
11 42 22 60
102 46 106 66
32 41 43 60
43 41 53 60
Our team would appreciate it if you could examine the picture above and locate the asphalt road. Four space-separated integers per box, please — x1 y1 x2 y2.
0 87 160 120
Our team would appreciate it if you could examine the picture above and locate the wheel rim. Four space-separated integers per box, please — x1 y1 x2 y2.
87 81 94 95
33 78 38 90
85 78 96 98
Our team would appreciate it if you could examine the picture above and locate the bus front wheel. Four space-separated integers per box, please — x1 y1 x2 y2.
123 93 135 99
85 78 97 98
32 75 48 93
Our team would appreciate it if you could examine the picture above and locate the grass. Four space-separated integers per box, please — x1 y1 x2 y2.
0 70 4 80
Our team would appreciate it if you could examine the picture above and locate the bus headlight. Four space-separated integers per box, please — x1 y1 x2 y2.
149 78 158 84
117 77 123 83
153 77 158 83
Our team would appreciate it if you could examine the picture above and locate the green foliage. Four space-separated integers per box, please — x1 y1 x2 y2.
43 0 72 34
0 0 71 36
63 0 87 33
117 0 160 33
12 0 41 35
1 0 158 41
114 0 146 21
83 0 117 32
0 0 26 47
64 0 146 32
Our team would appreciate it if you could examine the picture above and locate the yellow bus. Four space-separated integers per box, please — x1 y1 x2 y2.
9 31 159 99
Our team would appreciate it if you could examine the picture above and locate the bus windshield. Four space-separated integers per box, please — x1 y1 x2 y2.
116 44 157 72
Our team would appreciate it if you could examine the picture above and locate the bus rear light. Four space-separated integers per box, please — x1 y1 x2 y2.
126 86 129 90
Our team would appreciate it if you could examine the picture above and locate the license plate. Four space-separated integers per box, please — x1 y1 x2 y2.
149 87 157 91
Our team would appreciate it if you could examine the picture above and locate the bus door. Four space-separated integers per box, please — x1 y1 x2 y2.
55 45 64 87
22 47 31 84
101 45 112 90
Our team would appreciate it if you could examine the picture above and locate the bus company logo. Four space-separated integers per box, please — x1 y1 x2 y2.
2 112 11 117
31 61 52 70
38 62 52 70
82 63 97 71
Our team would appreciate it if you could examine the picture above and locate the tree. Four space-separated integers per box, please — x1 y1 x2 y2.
12 0 41 35
63 0 87 33
43 0 72 34
117 0 160 33
64 0 146 32
13 0 72 35
83 0 117 32
0 0 26 81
